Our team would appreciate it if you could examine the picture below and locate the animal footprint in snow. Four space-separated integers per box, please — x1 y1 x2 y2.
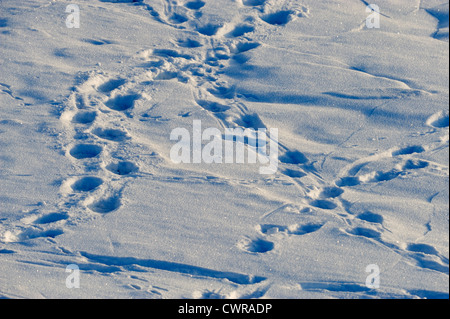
196 99 231 113
229 24 255 37
19 228 64 241
97 78 126 94
184 1 205 10
71 177 104 192
401 159 429 170
356 211 384 225
232 41 260 54
279 150 308 165
406 243 440 256
281 168 306 178
168 12 189 25
259 4 309 25
196 23 223 36
237 237 274 253
392 145 425 156
426 111 449 128
72 111 97 125
319 186 344 199
33 212 69 225
106 161 139 175
155 71 179 81
336 176 361 187
310 199 337 210
347 227 381 239
306 186 342 210
241 0 266 7
88 195 121 214
261 10 295 26
105 93 140 112
176 37 203 48
92 127 130 142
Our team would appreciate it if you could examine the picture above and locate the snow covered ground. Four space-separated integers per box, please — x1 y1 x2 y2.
0 0 448 299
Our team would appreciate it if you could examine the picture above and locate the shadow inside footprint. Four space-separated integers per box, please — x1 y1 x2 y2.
259 223 324 236
243 0 266 6
320 187 344 198
348 227 381 239
155 71 178 81
403 159 429 170
196 23 222 36
71 177 103 192
259 224 288 235
89 196 121 214
34 212 69 224
92 127 130 142
26 229 64 240
357 211 384 224
392 145 425 156
290 223 324 235
282 168 306 178
72 111 97 124
106 161 139 175
407 243 440 256
169 13 189 24
98 78 126 93
428 113 449 128
105 94 140 111
0 18 9 28
261 11 294 26
196 100 230 113
336 177 360 187
373 170 401 182
234 41 260 54
239 238 274 253
310 199 337 210
177 38 203 48
279 150 308 165
230 24 255 37
185 1 205 10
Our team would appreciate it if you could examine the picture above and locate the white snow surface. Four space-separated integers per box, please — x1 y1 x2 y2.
0 0 448 299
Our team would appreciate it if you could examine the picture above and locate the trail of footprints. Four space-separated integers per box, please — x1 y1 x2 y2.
239 141 449 275
3 73 148 244
3 0 297 244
